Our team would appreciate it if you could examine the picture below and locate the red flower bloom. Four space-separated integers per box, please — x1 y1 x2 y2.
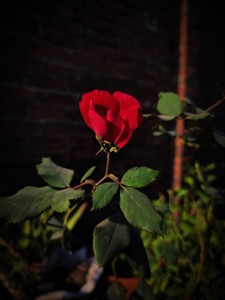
79 90 143 150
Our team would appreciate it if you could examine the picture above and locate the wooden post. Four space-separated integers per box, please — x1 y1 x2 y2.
172 0 189 196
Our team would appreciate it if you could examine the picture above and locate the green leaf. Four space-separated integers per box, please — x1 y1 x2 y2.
120 187 162 235
121 167 159 188
80 166 96 182
93 213 131 267
51 188 84 213
36 157 74 188
0 186 56 222
92 182 119 210
50 229 64 240
157 92 182 118
184 111 210 120
66 202 88 230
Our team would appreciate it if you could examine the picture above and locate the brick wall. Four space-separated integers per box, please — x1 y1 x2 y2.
0 0 224 195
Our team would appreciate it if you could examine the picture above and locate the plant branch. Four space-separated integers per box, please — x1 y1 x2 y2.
94 152 112 186
205 96 225 113
72 180 95 190
105 151 110 176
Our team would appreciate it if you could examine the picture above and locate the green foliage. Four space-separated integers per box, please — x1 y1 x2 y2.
0 213 50 299
36 157 74 188
120 187 162 235
157 92 182 118
0 185 84 223
80 165 96 182
51 188 84 212
121 167 159 188
92 182 119 210
184 110 210 120
0 160 160 283
144 162 225 299
0 186 55 222
65 202 87 231
93 213 131 266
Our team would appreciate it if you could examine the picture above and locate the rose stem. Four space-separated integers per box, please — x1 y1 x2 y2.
105 152 110 176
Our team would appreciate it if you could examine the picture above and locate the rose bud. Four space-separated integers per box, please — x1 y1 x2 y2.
79 90 143 152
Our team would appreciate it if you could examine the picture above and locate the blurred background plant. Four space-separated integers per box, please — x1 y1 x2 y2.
140 94 225 300
142 161 225 300
0 213 50 300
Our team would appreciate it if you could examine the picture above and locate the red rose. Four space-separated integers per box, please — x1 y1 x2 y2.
79 89 143 150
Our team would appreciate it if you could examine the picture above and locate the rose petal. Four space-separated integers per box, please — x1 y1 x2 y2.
89 101 108 140
113 91 143 128
79 92 93 129
114 121 134 148
106 119 124 144
92 90 119 112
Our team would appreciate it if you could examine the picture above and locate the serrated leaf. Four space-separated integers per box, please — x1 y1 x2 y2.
80 166 96 182
120 187 162 235
157 92 182 117
93 213 131 267
92 182 119 210
0 186 56 222
51 188 84 213
121 167 159 188
36 157 74 188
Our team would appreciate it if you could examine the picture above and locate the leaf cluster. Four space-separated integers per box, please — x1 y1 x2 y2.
0 158 162 279
144 162 225 299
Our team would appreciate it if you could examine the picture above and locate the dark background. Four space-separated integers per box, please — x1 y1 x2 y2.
0 0 224 196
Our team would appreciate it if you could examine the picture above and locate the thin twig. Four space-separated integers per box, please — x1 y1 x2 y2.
205 96 225 113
